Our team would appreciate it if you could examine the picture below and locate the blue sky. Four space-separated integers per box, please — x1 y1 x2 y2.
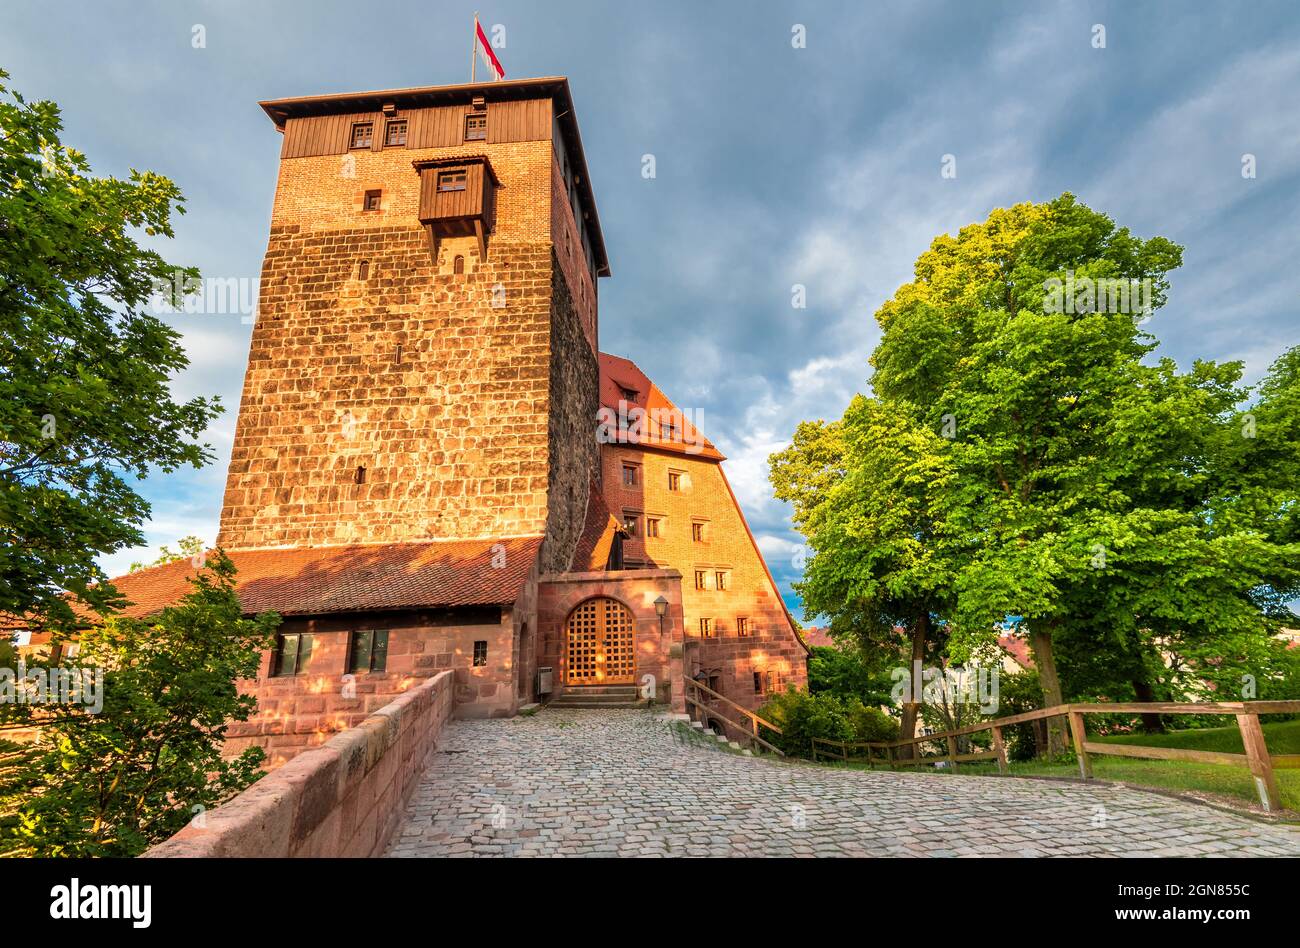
3 1 1298 614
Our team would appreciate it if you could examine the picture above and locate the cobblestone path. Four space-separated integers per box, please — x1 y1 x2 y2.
385 709 1300 857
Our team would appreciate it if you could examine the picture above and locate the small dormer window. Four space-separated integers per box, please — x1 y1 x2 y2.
619 387 637 402
438 169 467 192
464 113 487 141
350 122 373 149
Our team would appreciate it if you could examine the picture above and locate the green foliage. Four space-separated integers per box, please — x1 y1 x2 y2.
0 69 220 635
129 535 205 573
806 644 893 704
758 687 898 758
770 192 1300 722
1 553 278 857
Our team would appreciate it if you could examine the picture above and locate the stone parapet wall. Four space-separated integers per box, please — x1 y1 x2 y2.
145 669 454 858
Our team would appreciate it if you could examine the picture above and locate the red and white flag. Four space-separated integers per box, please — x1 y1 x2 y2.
475 18 505 81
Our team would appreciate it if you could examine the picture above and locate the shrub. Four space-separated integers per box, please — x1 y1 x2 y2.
758 689 898 758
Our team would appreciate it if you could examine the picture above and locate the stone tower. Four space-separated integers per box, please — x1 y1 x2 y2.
217 78 609 575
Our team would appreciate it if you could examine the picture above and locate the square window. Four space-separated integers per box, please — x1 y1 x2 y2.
348 629 390 674
473 640 488 667
694 570 707 591
737 617 749 636
350 122 373 149
715 571 728 591
363 189 381 211
464 113 487 141
646 517 661 538
668 471 681 491
622 464 638 487
623 513 639 537
272 633 313 677
385 120 407 147
438 169 467 192
699 617 713 638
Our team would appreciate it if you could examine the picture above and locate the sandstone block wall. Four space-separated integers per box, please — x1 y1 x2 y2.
146 669 454 859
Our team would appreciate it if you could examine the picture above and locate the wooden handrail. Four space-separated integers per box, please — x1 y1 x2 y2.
809 700 1300 812
682 677 785 756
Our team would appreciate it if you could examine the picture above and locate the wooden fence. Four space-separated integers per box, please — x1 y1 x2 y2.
811 700 1300 812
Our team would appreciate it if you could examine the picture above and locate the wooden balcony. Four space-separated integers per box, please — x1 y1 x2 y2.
413 156 499 261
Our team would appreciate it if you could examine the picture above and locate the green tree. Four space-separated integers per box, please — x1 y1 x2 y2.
129 535 206 573
0 69 220 636
4 553 278 857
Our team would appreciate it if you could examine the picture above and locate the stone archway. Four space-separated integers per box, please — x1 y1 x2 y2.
565 597 636 686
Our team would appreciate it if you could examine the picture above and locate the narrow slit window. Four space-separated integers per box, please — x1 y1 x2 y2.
394 343 403 364
350 122 373 149
358 260 370 279
453 255 465 274
355 465 366 484
473 640 488 667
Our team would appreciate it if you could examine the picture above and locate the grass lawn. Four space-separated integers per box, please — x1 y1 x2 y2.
835 719 1300 814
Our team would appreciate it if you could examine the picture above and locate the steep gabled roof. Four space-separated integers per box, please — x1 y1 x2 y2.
598 352 724 461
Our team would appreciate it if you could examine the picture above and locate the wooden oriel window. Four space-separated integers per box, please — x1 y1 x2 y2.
464 113 487 141
737 617 750 636
699 617 713 638
350 122 373 149
668 471 682 491
347 629 389 674
622 464 638 487
385 120 407 147
694 570 707 590
363 189 381 211
645 517 661 538
437 169 468 192
272 633 313 677
473 640 488 667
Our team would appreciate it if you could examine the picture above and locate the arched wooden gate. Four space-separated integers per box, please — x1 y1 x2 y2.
565 597 636 685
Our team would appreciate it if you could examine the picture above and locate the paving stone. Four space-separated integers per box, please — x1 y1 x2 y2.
382 709 1300 858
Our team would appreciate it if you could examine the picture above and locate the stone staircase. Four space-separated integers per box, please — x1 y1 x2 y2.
546 685 647 710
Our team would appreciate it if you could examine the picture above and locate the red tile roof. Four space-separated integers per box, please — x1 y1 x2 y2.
97 537 543 619
999 634 1034 669
801 626 834 648
598 352 724 461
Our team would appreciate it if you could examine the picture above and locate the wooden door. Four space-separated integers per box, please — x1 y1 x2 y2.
565 598 636 685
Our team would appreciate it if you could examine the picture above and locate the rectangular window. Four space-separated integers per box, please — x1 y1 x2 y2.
385 120 407 146
350 122 373 149
348 629 389 674
737 617 749 636
623 513 639 537
363 189 381 211
473 640 488 667
694 570 707 590
767 670 777 693
645 517 661 538
619 386 638 402
437 169 467 192
272 633 314 677
715 571 728 592
668 471 681 492
753 671 764 694
622 464 638 487
692 521 706 543
464 113 487 141
699 617 713 638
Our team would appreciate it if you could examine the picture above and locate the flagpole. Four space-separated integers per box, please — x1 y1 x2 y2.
470 12 478 83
